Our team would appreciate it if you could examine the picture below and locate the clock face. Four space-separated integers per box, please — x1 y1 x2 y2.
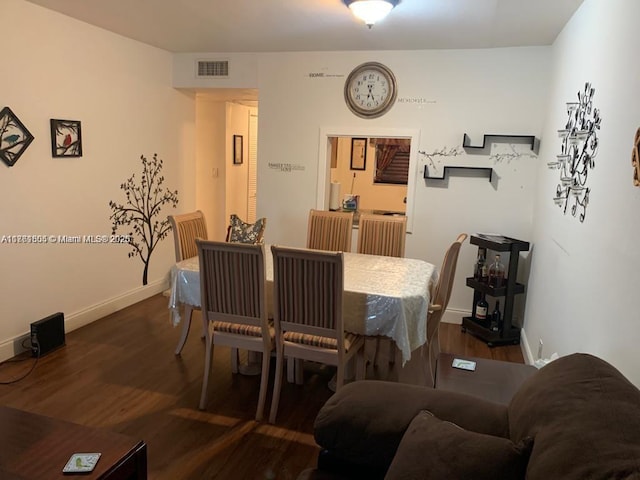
344 62 397 119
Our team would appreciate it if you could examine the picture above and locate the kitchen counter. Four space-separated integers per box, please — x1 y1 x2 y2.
331 208 406 227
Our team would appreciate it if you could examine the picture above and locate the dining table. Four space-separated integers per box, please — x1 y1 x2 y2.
168 245 437 365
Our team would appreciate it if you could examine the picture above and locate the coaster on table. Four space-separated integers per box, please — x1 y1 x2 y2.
62 453 101 473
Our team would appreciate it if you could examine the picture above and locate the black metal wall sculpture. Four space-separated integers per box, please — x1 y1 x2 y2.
109 153 179 285
548 82 601 222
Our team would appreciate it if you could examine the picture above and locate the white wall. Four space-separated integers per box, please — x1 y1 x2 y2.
195 99 255 238
525 0 640 384
1 0 195 360
253 49 550 322
173 53 259 90
196 97 226 240
225 103 252 223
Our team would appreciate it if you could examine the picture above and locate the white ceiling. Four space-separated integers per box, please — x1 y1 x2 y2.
25 0 584 53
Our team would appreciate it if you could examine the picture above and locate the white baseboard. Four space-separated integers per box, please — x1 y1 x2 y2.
64 279 168 332
441 308 469 325
519 328 535 366
0 279 169 363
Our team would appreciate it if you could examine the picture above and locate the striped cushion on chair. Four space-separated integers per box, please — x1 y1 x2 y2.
283 331 360 352
213 321 274 338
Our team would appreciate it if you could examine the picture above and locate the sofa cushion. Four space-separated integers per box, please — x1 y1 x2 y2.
509 353 640 480
385 411 532 480
314 380 509 471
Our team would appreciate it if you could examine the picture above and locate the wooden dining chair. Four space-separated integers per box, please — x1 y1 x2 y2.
169 210 208 261
224 213 267 372
358 213 408 366
196 240 274 421
225 214 267 244
424 233 468 387
168 210 208 355
269 245 365 423
306 209 354 252
357 213 407 257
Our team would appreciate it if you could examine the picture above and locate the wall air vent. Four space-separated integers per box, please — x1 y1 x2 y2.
196 60 229 78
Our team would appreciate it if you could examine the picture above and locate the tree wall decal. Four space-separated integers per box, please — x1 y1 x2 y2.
109 153 179 285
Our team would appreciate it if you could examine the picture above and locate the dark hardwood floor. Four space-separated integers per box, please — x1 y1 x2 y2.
0 294 524 479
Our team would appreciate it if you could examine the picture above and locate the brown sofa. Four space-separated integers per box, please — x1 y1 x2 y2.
299 353 640 480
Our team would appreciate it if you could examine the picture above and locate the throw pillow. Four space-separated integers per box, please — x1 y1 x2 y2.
227 215 265 244
313 381 509 472
385 411 532 480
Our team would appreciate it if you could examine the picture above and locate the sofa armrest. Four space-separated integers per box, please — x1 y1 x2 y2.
314 380 508 471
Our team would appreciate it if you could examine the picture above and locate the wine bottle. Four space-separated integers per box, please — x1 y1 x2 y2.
490 300 501 332
474 248 486 281
479 248 489 283
475 294 488 324
488 254 505 287
481 260 489 283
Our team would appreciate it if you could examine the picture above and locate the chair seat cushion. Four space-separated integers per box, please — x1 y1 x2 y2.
284 331 360 352
385 411 532 480
213 320 274 338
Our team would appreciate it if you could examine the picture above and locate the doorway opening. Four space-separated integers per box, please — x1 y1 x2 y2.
329 136 409 215
317 127 420 232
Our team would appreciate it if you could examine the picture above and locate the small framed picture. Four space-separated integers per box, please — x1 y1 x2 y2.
350 137 367 170
0 106 35 167
233 134 243 165
50 119 82 157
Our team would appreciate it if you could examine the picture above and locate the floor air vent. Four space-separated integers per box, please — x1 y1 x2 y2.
197 60 229 78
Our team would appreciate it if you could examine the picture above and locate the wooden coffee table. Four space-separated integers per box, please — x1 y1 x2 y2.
435 352 537 405
0 406 147 479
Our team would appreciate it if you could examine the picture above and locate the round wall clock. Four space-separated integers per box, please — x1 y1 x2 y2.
344 62 397 119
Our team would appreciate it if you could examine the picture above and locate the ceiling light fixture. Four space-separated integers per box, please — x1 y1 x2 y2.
343 0 399 29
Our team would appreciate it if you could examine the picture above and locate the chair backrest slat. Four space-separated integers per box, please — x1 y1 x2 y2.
168 210 208 261
357 213 406 257
307 209 353 252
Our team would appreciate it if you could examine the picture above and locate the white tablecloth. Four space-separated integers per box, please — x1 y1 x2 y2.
168 246 436 364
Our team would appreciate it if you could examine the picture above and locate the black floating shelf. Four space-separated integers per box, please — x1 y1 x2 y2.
423 165 493 182
462 133 539 154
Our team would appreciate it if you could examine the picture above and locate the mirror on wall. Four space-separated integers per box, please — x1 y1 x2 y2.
328 136 409 215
